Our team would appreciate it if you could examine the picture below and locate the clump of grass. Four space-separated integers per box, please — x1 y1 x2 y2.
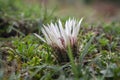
0 0 56 37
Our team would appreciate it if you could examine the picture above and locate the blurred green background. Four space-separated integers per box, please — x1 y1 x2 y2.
0 0 120 37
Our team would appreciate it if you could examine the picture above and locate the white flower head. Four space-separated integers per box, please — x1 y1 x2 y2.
34 18 83 49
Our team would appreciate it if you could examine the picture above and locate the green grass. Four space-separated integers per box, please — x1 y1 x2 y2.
1 22 120 80
0 0 57 37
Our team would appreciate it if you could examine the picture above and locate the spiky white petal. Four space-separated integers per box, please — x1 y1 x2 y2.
34 33 46 43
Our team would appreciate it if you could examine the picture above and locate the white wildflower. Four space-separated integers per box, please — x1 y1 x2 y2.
34 18 83 49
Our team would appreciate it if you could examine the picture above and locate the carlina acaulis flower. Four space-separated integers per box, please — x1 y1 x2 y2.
34 18 83 63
